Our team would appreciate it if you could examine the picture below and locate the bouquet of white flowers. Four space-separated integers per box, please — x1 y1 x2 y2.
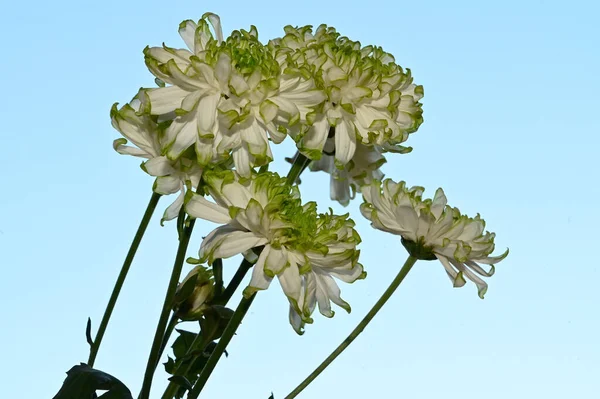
52 13 507 399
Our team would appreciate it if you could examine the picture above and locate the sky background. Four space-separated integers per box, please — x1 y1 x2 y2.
1 0 599 397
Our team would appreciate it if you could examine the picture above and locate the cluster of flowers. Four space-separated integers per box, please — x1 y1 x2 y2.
112 13 506 333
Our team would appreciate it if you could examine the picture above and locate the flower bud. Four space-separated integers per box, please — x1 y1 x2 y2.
174 266 215 321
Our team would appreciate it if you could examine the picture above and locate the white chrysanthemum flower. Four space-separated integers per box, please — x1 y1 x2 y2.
310 139 386 206
271 25 423 167
185 171 363 333
111 90 202 223
143 16 324 177
289 210 365 334
361 179 508 298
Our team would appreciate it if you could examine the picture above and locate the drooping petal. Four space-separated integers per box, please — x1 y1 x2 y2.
334 119 357 166
200 226 268 263
245 246 274 297
186 194 231 224
161 189 185 224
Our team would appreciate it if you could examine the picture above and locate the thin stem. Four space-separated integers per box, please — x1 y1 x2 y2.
213 259 223 296
155 313 179 372
216 258 253 305
284 255 418 399
87 192 161 367
187 294 256 399
286 152 311 186
139 212 196 399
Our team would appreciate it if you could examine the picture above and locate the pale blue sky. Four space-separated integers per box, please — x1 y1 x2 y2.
1 0 598 398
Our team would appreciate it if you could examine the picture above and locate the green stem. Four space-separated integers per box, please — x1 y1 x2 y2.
161 257 254 398
216 258 253 305
87 192 161 367
286 152 311 186
213 259 223 296
155 313 179 372
284 255 418 399
187 294 256 399
139 212 196 399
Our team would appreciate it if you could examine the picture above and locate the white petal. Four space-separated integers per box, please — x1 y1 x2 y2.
203 12 224 43
278 262 301 305
246 246 274 293
143 156 175 177
289 305 305 335
165 113 198 159
178 20 198 52
113 142 150 158
186 194 231 224
197 93 220 133
154 176 181 195
200 226 268 262
430 188 447 220
264 247 288 276
314 269 350 313
302 117 329 153
334 119 357 166
147 86 189 115
161 190 185 224
233 147 252 177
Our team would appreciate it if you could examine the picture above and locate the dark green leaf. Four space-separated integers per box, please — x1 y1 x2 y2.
52 364 132 399
164 356 176 374
172 329 198 359
86 318 94 347
268 393 275 399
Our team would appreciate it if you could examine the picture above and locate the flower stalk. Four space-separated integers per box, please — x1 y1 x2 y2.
187 294 257 399
284 255 418 399
139 210 196 399
87 192 161 367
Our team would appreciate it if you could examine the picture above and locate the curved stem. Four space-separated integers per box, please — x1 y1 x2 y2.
139 212 196 399
87 192 161 367
187 294 256 399
284 255 418 399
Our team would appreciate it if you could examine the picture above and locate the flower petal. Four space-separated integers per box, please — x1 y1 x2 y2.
186 194 231 224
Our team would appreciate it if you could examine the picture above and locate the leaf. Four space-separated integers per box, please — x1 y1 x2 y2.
172 329 198 359
200 305 234 341
164 356 176 374
86 318 94 347
268 393 275 399
52 364 132 399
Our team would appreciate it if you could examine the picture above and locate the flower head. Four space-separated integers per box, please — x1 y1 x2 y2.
143 15 324 177
361 179 508 298
271 25 423 167
111 90 202 223
185 171 364 333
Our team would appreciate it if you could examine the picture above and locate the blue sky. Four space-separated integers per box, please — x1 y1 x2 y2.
1 0 599 398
